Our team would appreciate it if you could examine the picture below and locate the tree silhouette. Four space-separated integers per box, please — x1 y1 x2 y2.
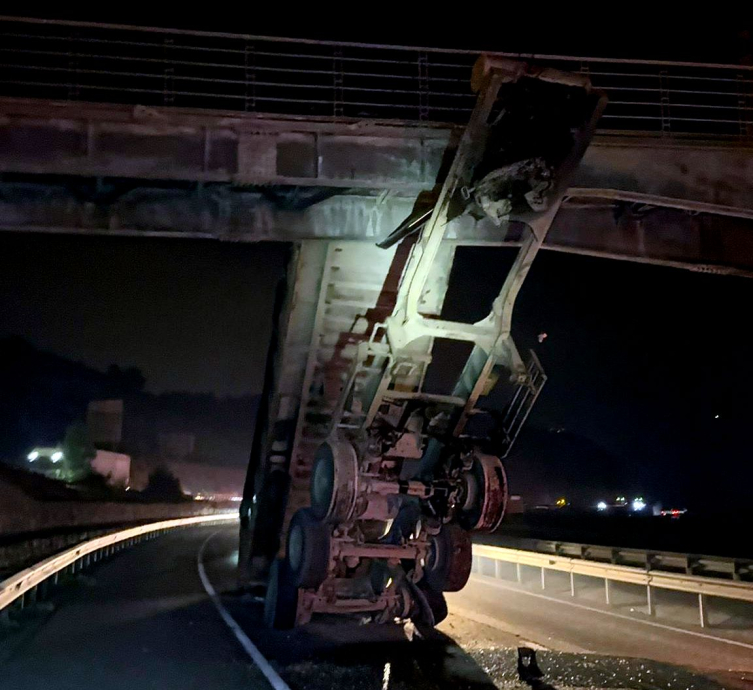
61 421 96 482
143 466 184 501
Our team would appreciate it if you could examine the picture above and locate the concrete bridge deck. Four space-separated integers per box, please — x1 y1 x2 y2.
2 17 753 274
1 96 753 276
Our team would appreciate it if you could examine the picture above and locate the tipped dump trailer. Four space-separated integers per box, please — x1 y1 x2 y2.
239 55 606 628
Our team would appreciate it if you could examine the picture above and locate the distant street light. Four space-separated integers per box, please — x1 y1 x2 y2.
27 451 39 462
51 451 63 463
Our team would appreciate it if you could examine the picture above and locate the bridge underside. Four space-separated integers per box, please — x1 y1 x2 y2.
2 98 753 277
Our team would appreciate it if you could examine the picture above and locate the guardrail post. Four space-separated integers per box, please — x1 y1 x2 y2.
604 578 611 605
494 559 503 579
516 562 522 584
418 52 429 121
67 30 81 101
737 74 750 138
244 40 257 112
685 556 696 575
333 48 344 118
698 593 708 628
646 585 654 616
659 70 672 135
540 567 546 590
163 37 175 107
569 571 576 597
23 587 37 608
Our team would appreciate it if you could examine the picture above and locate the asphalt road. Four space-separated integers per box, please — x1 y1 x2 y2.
204 528 743 690
0 526 270 690
1 524 749 690
450 570 753 676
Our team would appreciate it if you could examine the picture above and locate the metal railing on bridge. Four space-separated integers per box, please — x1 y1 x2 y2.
0 16 752 138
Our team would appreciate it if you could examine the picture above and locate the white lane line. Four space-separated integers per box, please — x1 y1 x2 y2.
197 530 291 690
470 574 753 652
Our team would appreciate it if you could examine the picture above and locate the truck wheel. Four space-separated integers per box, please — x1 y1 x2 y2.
286 508 330 589
264 558 298 629
459 453 508 532
410 581 448 627
310 440 358 522
424 523 472 592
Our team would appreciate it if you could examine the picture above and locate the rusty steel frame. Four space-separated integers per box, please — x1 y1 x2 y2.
344 60 606 436
281 58 606 626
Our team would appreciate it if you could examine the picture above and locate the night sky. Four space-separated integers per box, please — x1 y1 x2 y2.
2 232 752 509
448 246 753 510
4 12 747 65
0 234 287 395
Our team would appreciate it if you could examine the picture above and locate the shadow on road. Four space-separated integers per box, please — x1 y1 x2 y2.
225 596 498 690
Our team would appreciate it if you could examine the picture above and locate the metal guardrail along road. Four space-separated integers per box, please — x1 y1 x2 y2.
473 543 753 629
0 513 237 613
3 515 751 635
0 16 752 137
494 537 753 582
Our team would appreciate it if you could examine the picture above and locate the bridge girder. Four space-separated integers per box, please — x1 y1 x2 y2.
2 181 753 277
2 98 753 277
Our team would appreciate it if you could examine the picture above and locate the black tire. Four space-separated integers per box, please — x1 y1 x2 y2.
410 581 448 627
264 558 298 629
458 454 508 533
424 523 472 592
310 445 336 520
286 508 330 589
310 440 358 523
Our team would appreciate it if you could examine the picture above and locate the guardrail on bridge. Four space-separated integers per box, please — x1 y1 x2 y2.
0 16 751 138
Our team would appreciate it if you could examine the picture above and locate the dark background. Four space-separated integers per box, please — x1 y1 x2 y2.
3 11 749 65
1 14 751 514
2 232 751 512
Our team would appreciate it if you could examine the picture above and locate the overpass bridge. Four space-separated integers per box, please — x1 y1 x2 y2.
1 16 753 276
2 16 753 599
